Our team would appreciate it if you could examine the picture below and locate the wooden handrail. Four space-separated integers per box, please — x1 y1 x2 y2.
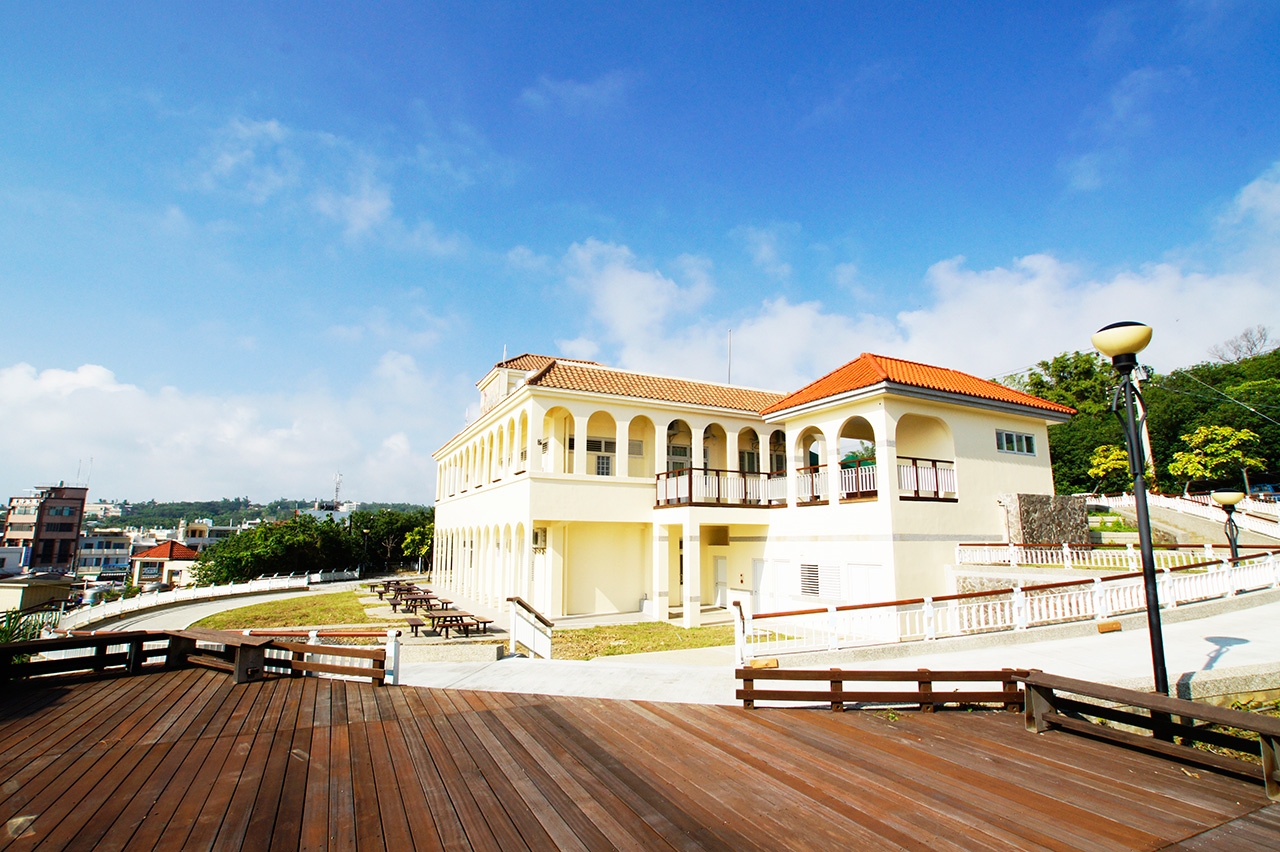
737 667 1026 712
507 596 554 628
1019 669 1280 801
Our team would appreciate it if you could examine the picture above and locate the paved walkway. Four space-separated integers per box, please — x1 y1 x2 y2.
398 589 1280 705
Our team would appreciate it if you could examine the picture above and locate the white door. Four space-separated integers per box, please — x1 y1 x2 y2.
751 558 764 613
714 556 727 607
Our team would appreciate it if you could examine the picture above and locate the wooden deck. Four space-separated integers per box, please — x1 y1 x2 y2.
1 669 1277 851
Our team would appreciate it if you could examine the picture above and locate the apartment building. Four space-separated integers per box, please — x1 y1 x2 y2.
2 483 89 573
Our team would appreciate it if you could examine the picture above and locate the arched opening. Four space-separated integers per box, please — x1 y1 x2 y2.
516 411 529 473
542 407 575 473
586 410 618 476
702 423 727 471
628 416 656 477
838 416 878 500
795 426 829 503
895 413 957 500
665 420 693 471
737 427 761 473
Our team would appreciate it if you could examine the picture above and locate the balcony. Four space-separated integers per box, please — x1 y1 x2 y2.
795 465 827 504
897 456 957 501
655 468 783 507
838 461 878 501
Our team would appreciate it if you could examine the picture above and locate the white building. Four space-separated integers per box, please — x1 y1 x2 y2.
432 352 1073 627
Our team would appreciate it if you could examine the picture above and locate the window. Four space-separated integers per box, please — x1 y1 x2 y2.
595 455 612 476
585 438 617 454
996 430 1036 456
628 439 644 456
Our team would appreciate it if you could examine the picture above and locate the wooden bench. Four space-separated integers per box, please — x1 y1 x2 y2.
166 629 276 684
405 616 426 637
1019 670 1280 801
468 617 493 634
268 640 387 686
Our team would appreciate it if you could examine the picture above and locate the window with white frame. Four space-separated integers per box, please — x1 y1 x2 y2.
996 430 1036 456
799 563 842 598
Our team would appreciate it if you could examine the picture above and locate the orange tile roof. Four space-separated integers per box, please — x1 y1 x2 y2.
134 540 200 561
527 360 786 413
494 353 602 372
760 353 1076 417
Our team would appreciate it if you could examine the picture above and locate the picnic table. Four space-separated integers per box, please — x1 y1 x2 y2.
425 610 478 639
399 593 437 614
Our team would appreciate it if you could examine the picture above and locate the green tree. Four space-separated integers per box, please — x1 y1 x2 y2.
1167 425 1266 489
1087 445 1130 493
348 507 434 572
402 523 435 573
1006 350 1114 415
192 515 359 584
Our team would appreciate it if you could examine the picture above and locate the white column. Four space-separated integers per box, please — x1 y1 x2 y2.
614 417 630 478
725 429 740 472
825 425 841 501
682 520 701 628
651 524 670 621
573 414 588 476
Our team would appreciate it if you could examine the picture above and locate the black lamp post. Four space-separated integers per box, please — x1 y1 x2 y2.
1092 321 1169 696
361 528 370 574
1211 490 1245 561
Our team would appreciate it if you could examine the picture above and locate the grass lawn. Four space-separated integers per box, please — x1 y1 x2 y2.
552 622 735 660
192 591 382 630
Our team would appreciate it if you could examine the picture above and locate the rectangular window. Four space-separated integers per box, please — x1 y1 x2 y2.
800 563 820 597
996 430 1036 456
629 439 644 456
595 455 612 476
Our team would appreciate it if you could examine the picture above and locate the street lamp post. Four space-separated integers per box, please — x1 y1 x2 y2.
1211 490 1245 561
1092 321 1170 696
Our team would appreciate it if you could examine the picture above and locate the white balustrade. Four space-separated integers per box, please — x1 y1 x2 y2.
737 550 1280 661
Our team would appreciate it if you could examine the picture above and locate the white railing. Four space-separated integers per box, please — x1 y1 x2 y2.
767 473 787 504
955 542 1217 570
507 596 553 659
839 463 877 499
309 569 361 584
897 457 956 499
795 466 828 502
734 549 1280 663
58 574 312 630
655 468 773 507
1097 492 1280 540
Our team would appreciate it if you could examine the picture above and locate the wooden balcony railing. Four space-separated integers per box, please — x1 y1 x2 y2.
897 456 957 501
796 465 827 503
839 461 877 500
655 468 775 507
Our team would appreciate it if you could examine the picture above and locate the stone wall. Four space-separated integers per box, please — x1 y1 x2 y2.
999 493 1088 545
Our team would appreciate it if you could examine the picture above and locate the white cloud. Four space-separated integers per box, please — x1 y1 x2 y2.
558 161 1280 390
519 71 633 115
198 118 299 203
733 224 797 280
0 354 465 503
313 175 392 238
506 245 552 272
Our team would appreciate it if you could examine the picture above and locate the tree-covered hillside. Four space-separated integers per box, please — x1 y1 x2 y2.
1004 343 1280 495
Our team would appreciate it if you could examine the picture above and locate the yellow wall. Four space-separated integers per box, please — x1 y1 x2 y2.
564 522 650 615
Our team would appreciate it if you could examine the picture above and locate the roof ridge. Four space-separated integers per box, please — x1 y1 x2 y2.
551 359 784 395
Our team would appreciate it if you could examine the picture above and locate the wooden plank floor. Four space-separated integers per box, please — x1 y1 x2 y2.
1 669 1276 851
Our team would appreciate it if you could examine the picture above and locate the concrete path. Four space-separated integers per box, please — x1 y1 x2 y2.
397 591 1280 705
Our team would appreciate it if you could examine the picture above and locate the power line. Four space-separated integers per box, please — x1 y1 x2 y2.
1153 373 1280 426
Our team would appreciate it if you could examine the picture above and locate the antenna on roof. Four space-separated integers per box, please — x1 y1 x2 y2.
502 344 507 365
727 329 732 385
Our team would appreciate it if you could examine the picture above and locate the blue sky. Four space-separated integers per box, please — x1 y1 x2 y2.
2 2 1278 503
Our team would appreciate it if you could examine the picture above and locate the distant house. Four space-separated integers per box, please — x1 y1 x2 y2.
432 351 1074 626
76 530 132 583
131 540 200 587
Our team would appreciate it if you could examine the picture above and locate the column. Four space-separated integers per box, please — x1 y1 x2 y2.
682 520 701 628
651 523 670 622
572 414 588 476
614 417 630 478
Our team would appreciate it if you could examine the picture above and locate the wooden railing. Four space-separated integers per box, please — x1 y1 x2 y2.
655 467 774 507
897 456 956 501
737 667 1026 712
795 465 827 503
3 629 396 686
838 461 877 500
1020 670 1280 801
507 596 554 659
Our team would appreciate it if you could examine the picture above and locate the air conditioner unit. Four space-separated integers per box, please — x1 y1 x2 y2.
531 527 548 549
